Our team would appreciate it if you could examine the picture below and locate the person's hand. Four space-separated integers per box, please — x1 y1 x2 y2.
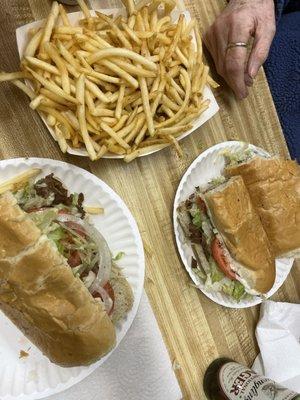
204 0 276 99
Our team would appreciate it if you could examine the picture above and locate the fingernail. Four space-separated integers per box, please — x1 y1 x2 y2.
249 65 258 79
237 89 248 100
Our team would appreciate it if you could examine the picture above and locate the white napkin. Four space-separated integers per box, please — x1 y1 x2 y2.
47 292 182 400
252 300 300 392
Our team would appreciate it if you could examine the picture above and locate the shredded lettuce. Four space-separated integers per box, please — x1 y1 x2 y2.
222 281 246 301
209 258 224 283
112 251 125 261
208 176 226 187
29 209 58 232
48 226 66 254
232 281 246 301
196 258 247 302
224 148 253 166
192 267 206 280
192 210 202 229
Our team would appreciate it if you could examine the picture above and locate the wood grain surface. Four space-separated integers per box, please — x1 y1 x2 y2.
0 1 299 399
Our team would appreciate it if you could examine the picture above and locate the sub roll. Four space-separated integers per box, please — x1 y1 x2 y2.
225 156 300 258
178 176 275 300
0 174 133 367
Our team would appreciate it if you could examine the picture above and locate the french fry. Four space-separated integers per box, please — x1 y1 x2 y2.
87 48 157 72
0 168 41 194
115 84 125 119
112 114 128 131
26 67 78 104
29 94 44 110
39 88 74 107
207 75 220 89
124 143 170 162
40 1 60 55
44 43 70 94
58 4 71 26
25 56 59 75
121 22 142 45
39 105 74 136
85 78 109 103
160 104 174 118
101 59 138 88
95 12 132 50
121 0 135 15
77 0 91 19
54 27 82 35
139 74 154 136
100 122 130 149
11 79 35 99
76 74 96 160
24 29 43 57
198 65 209 94
156 68 191 128
46 114 56 126
0 71 28 82
84 205 104 214
63 110 80 130
54 123 68 153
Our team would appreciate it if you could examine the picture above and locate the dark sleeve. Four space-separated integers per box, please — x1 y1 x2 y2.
275 0 291 18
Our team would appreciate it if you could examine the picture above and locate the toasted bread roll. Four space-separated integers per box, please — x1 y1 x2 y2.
205 176 275 293
0 195 116 367
0 192 41 258
225 158 300 258
110 265 134 324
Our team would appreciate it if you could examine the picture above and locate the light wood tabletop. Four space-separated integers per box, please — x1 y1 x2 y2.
0 0 299 399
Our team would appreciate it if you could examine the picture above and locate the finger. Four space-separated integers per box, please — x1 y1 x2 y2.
203 28 221 75
247 25 275 78
244 73 253 87
212 23 229 77
225 24 251 99
204 24 228 77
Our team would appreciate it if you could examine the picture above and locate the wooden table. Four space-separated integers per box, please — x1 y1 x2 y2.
0 1 299 399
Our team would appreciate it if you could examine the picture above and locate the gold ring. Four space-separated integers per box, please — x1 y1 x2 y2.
226 42 248 51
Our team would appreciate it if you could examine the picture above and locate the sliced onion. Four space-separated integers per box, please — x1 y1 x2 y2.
82 270 96 289
57 214 112 286
90 279 113 314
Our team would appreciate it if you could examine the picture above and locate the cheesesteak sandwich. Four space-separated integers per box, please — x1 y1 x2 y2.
177 176 275 301
0 173 133 367
224 150 300 258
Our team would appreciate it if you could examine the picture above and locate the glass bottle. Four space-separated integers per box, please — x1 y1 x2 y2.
203 358 300 400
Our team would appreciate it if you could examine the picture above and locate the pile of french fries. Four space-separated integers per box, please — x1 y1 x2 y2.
0 0 218 161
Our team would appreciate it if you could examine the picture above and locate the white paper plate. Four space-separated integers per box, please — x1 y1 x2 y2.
0 158 145 400
173 141 294 308
15 9 219 159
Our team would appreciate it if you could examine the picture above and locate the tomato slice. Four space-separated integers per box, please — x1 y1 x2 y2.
211 237 236 280
92 282 115 316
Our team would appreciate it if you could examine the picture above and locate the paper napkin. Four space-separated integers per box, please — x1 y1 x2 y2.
252 300 300 392
47 292 182 400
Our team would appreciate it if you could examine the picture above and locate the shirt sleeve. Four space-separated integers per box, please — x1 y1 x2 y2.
275 0 291 19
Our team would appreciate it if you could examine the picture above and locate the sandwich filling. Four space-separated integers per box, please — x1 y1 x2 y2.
178 188 249 301
14 174 115 315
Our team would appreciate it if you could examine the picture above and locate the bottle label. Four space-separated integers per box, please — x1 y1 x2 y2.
219 362 299 400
